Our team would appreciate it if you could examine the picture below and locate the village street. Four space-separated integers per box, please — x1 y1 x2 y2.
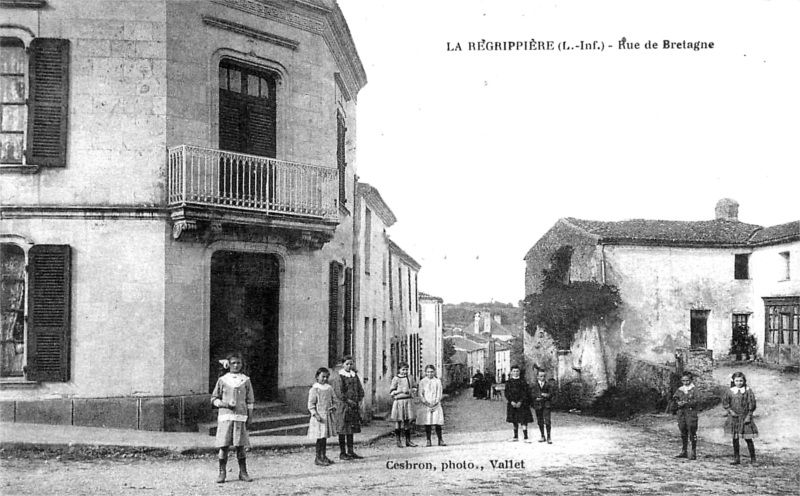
2 365 798 496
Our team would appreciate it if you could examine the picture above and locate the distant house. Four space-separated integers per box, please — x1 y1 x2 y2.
524 199 799 397
419 292 444 375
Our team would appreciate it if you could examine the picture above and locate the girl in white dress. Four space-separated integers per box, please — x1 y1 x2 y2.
417 365 446 447
308 367 338 466
210 353 255 483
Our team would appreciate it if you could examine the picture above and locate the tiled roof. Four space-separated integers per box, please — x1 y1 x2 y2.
388 238 421 270
357 182 397 227
749 221 800 245
444 335 484 352
419 292 444 302
563 218 765 246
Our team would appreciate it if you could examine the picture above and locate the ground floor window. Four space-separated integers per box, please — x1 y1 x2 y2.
1 242 71 381
765 297 800 345
1 243 26 376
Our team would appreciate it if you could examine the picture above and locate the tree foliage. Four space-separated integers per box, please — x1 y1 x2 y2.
443 337 456 364
524 245 621 350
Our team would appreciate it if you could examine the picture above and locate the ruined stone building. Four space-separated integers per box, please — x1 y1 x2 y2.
523 199 799 400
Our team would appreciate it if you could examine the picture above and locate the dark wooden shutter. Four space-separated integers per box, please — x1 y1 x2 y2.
27 245 71 382
219 90 244 153
328 262 340 367
26 38 70 167
344 267 353 356
337 113 346 205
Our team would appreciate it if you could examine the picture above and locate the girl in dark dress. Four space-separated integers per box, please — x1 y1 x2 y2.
504 365 533 442
722 371 758 465
334 355 365 460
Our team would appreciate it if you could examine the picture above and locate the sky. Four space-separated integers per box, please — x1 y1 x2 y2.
337 0 800 306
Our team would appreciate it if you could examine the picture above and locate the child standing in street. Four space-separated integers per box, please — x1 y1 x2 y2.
210 352 255 483
390 362 418 447
723 371 758 465
417 364 446 447
334 355 365 460
504 365 533 442
531 369 555 444
672 372 699 460
308 367 337 466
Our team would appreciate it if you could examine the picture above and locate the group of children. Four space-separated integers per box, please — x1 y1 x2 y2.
503 365 555 443
210 352 759 483
672 370 759 465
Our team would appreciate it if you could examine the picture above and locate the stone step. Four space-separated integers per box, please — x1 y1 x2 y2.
249 423 309 437
198 402 308 436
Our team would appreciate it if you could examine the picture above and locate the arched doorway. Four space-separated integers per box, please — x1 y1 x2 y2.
210 251 280 400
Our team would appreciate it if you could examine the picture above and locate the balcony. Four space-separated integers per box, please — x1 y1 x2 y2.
167 145 339 248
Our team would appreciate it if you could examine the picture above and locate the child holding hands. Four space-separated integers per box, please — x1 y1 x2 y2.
417 365 446 447
210 352 255 483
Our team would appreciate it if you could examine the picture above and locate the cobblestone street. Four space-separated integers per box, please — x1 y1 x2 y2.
2 383 798 495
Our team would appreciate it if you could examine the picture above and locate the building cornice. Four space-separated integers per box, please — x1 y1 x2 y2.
357 182 397 227
211 0 366 99
202 16 300 50
0 206 168 220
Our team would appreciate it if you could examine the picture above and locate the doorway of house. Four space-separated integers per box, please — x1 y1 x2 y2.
690 310 709 349
210 251 280 401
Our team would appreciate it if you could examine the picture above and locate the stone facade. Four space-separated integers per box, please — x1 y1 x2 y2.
523 200 799 406
0 0 371 430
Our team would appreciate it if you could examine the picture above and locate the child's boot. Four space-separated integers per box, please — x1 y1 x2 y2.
690 435 697 460
314 439 323 466
436 426 447 446
676 434 688 458
346 434 363 459
425 426 432 447
237 457 253 482
538 425 546 442
731 439 741 465
216 458 227 484
546 425 552 444
395 428 403 448
405 429 418 447
322 440 335 465
746 440 756 464
338 434 351 460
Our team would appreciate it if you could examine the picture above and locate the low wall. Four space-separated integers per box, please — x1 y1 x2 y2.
0 394 213 432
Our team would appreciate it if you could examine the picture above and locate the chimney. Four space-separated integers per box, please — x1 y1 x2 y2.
483 312 492 336
715 198 739 222
474 313 481 333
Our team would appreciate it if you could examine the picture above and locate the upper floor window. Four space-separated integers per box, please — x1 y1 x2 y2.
218 59 276 158
364 208 372 274
336 112 347 206
734 254 749 280
0 36 69 168
780 252 790 280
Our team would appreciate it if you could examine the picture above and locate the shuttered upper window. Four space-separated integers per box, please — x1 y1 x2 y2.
218 59 276 158
0 37 69 168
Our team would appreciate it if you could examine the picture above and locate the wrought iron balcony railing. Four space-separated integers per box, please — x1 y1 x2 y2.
167 145 338 220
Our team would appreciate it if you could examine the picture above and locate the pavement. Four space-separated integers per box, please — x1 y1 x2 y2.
0 420 395 455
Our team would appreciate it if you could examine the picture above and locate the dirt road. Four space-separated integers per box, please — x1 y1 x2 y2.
2 376 798 495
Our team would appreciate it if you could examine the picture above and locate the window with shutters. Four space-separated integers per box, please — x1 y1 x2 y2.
0 36 69 169
0 243 26 377
337 112 347 207
218 60 277 157
0 242 70 381
328 262 341 367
